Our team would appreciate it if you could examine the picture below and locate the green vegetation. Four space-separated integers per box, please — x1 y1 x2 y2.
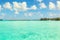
40 18 60 21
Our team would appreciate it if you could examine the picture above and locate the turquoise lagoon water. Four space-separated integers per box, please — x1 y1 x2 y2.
0 21 60 40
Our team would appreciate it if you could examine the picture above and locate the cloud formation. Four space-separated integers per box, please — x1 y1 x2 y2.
49 2 56 10
3 2 12 10
1 2 37 14
40 2 47 9
30 5 37 10
0 1 60 15
0 5 2 12
57 1 60 9
21 2 28 11
1 1 60 12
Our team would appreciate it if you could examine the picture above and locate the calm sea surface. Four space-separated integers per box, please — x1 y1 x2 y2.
0 21 60 40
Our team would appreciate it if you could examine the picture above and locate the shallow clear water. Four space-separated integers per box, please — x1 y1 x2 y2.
0 21 60 40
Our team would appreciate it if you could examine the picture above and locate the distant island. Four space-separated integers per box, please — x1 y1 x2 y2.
40 18 60 21
0 18 60 21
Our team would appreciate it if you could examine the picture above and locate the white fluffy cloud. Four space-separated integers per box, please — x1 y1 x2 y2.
40 3 47 9
3 2 12 10
13 2 37 14
0 2 37 14
13 2 21 9
13 2 30 14
13 2 28 11
21 2 28 10
13 2 21 14
30 5 37 10
57 1 60 9
0 5 2 12
49 2 56 10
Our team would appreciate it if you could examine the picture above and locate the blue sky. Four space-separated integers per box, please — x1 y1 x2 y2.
0 0 60 20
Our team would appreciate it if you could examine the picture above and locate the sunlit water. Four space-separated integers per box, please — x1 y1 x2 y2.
0 21 60 40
